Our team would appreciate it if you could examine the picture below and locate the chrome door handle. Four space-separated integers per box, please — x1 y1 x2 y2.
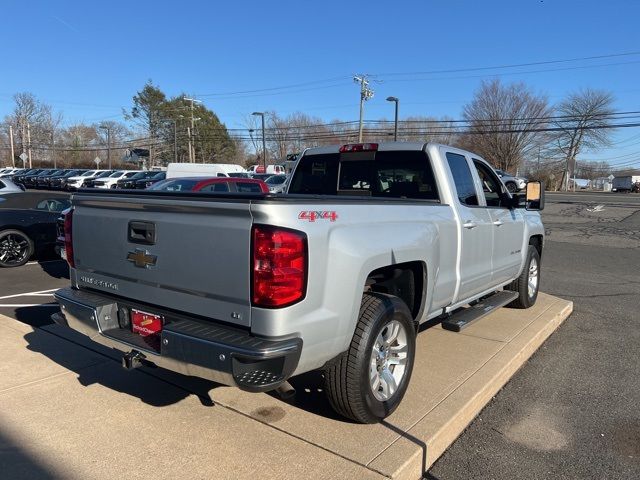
463 221 477 229
493 220 503 227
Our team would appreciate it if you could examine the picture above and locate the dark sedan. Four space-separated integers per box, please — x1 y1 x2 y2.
115 170 158 189
0 191 71 267
134 171 166 189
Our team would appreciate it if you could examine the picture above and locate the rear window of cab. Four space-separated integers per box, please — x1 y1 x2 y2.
288 150 439 200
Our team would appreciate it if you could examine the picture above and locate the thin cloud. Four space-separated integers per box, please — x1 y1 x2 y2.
51 15 79 33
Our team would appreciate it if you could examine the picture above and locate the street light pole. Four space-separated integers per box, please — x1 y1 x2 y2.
386 96 399 141
252 112 266 169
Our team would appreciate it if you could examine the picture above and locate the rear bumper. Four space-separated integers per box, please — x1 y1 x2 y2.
53 287 302 392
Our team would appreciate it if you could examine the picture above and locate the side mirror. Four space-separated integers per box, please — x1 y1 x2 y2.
525 181 545 211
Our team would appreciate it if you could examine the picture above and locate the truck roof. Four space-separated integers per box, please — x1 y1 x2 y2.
302 141 429 155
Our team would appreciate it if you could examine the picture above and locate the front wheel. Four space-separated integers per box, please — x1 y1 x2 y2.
506 245 540 308
324 293 416 423
0 229 34 268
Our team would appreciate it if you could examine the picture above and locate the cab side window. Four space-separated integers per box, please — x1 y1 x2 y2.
472 160 507 208
446 152 478 206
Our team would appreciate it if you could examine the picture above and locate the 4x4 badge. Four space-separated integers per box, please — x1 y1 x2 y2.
127 248 157 268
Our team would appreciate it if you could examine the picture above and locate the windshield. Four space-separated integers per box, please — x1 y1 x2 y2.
266 175 287 185
95 171 113 178
108 171 124 177
149 179 199 191
81 170 97 176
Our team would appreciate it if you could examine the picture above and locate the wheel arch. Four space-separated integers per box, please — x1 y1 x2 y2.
364 260 428 329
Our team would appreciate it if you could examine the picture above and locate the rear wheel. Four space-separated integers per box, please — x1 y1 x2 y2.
506 245 540 308
0 229 34 268
324 293 416 423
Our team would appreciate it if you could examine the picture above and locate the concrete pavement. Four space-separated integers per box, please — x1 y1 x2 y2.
0 292 572 479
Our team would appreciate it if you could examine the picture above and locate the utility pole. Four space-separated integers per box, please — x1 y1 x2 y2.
354 75 374 142
184 97 202 163
9 126 15 167
26 122 32 168
99 125 112 169
252 112 266 169
187 126 192 163
51 129 56 168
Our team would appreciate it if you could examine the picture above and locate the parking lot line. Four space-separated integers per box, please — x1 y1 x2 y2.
0 304 59 308
0 289 58 301
25 260 65 266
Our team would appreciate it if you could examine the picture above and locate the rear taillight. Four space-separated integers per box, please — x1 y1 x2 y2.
64 209 75 268
339 143 378 153
252 225 307 308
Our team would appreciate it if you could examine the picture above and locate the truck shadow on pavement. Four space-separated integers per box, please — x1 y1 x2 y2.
37 259 69 280
21 322 219 408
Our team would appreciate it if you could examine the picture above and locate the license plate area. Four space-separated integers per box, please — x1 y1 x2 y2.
131 309 163 337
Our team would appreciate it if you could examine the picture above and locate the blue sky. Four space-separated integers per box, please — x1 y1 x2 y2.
1 0 639 167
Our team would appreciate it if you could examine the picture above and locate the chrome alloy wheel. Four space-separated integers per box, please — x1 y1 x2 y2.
0 233 30 266
528 256 539 299
369 320 409 401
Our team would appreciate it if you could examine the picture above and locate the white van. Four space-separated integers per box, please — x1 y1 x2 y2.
166 163 246 179
248 164 285 175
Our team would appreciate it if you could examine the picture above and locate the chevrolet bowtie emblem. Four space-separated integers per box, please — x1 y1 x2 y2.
127 248 157 268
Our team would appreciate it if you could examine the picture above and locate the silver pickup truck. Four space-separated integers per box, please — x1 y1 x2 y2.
53 142 545 423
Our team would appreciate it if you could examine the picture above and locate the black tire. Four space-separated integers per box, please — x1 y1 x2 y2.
506 245 540 309
505 182 517 193
324 293 416 423
0 229 35 268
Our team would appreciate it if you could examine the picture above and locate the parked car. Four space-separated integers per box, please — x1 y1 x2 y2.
0 178 26 193
53 142 545 423
93 171 140 189
49 170 86 190
65 170 102 190
83 170 116 188
249 173 273 182
0 167 23 178
0 191 71 267
494 169 527 193
115 171 158 189
35 169 71 189
264 174 288 193
12 169 41 185
21 169 56 189
134 171 166 189
14 169 45 187
147 177 269 193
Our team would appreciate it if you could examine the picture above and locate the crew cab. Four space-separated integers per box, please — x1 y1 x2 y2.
53 142 544 423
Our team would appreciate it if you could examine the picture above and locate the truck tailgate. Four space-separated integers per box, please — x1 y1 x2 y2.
71 194 253 327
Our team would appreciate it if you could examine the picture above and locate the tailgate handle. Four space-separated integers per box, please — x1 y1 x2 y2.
128 221 156 245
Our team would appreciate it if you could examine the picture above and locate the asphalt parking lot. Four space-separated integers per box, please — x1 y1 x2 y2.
1 190 639 479
429 191 640 479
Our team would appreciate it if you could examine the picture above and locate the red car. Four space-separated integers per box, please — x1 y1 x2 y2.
147 177 269 193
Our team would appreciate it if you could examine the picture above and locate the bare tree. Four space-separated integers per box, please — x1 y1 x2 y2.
3 92 62 166
552 89 616 190
461 79 551 173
